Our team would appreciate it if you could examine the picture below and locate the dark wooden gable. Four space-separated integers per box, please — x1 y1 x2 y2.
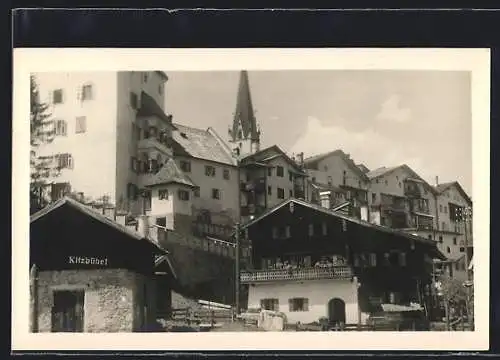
246 200 444 263
30 203 163 274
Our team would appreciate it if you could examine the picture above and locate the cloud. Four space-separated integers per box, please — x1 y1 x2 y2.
376 94 412 123
289 116 427 176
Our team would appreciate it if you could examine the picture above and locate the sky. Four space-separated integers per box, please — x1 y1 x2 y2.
165 70 472 196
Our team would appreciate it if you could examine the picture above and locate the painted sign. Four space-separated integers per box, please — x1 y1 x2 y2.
68 256 109 266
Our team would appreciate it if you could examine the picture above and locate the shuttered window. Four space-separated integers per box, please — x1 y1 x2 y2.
289 298 309 312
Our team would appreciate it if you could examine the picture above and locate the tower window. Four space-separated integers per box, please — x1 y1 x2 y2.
52 89 64 104
55 120 67 136
81 84 93 101
75 116 86 133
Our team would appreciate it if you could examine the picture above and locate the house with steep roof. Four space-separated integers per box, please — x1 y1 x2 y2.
302 150 371 221
432 180 473 281
367 164 437 233
238 197 445 327
237 144 308 220
29 197 177 333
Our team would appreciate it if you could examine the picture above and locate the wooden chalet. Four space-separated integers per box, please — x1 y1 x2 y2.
238 198 446 326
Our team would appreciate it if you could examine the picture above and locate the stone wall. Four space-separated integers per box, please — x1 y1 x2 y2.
34 269 157 333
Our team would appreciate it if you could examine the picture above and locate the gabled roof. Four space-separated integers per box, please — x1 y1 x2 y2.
240 145 305 174
311 181 345 193
367 164 437 194
172 123 236 166
241 198 444 254
137 91 177 129
144 158 197 188
434 181 472 205
229 70 259 142
30 197 167 254
366 166 400 179
357 164 370 174
303 149 369 181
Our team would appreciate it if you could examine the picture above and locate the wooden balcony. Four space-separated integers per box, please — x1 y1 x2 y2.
240 177 266 193
240 266 353 284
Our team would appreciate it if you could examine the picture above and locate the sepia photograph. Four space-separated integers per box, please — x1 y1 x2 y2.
13 48 490 351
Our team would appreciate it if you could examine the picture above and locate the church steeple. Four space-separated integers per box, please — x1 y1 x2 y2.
228 70 260 155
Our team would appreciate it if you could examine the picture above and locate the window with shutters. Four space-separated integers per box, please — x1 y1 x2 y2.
52 89 64 104
205 165 216 177
322 222 327 235
158 189 169 200
260 298 279 311
81 84 93 101
51 290 85 332
144 190 152 211
277 188 285 199
399 252 407 266
55 153 73 169
308 223 314 236
75 116 86 133
289 298 309 312
127 183 138 200
130 157 139 172
178 189 190 201
180 160 191 173
212 188 221 200
369 253 377 267
55 120 67 136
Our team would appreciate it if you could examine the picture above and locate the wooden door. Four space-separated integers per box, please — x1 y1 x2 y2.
51 290 84 332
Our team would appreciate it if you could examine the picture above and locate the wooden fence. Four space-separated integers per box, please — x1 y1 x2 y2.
171 307 235 325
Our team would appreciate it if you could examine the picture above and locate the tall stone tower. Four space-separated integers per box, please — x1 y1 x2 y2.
228 70 261 158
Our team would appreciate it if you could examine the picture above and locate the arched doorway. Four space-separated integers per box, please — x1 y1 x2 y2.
328 298 346 328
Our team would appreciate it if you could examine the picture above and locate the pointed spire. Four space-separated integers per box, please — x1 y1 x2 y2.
230 70 259 142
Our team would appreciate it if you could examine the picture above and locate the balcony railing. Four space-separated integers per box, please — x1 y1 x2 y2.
240 177 266 193
240 266 353 283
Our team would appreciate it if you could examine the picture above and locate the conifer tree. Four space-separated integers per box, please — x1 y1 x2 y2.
30 75 57 213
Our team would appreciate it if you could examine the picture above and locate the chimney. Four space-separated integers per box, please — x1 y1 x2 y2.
137 215 150 238
297 152 304 167
319 191 331 209
435 176 439 186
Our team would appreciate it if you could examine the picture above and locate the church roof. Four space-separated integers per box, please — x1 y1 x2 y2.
229 70 259 142
144 158 197 188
